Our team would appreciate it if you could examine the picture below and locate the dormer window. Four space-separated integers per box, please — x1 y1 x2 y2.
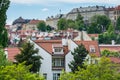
90 45 95 53
52 44 63 54
54 48 62 52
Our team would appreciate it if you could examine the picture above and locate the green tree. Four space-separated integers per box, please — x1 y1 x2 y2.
0 0 10 48
75 12 85 31
99 23 116 44
37 21 46 32
68 44 88 73
91 15 111 32
0 63 44 80
87 22 102 34
116 16 120 32
46 25 52 32
101 49 120 57
0 47 11 66
116 34 120 44
57 18 67 30
15 42 43 73
60 57 120 80
67 19 76 29
107 23 115 33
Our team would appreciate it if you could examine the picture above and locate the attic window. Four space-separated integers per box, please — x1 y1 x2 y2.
90 45 95 53
54 48 62 52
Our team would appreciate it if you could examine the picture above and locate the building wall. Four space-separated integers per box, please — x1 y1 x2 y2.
46 6 118 29
74 31 92 41
22 24 38 30
46 19 59 29
65 40 77 72
29 40 53 80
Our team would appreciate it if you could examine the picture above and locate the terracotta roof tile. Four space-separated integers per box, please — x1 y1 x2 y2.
109 57 120 63
29 20 43 24
6 48 20 61
99 45 120 52
88 34 99 37
74 41 100 57
35 40 69 55
115 5 120 10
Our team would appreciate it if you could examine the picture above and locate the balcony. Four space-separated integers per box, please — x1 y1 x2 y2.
52 58 65 70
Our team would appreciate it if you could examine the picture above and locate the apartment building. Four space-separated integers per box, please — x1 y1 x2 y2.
46 5 120 29
29 38 100 80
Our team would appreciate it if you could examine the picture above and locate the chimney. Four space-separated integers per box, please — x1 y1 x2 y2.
62 38 68 46
112 40 115 45
4 48 8 58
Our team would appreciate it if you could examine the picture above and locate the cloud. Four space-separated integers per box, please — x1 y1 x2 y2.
41 8 49 12
10 0 119 5
55 0 119 5
10 0 43 4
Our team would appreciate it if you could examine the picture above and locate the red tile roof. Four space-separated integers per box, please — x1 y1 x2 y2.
109 57 120 63
6 48 20 62
29 20 43 24
115 5 120 10
99 45 120 52
74 41 100 57
35 40 69 55
88 34 99 37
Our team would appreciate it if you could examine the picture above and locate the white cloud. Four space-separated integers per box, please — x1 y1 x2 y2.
10 0 120 5
10 0 43 4
41 8 49 12
55 0 119 5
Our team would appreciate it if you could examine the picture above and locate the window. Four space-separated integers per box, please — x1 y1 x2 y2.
53 73 60 80
43 73 47 80
52 58 64 67
90 46 95 53
54 48 62 52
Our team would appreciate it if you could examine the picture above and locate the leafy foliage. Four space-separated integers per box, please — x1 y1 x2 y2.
87 22 102 34
15 42 43 73
101 49 120 57
68 44 88 73
37 21 46 31
60 57 120 80
0 0 10 48
90 15 111 32
37 21 52 32
116 16 120 31
57 18 67 30
0 63 44 80
0 47 11 66
57 12 85 30
98 23 116 44
75 12 85 31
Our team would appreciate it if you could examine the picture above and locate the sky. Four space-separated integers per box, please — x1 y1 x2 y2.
6 0 120 25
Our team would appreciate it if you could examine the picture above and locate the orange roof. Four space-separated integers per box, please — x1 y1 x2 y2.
115 5 120 10
109 57 120 63
5 25 10 28
35 40 69 55
74 41 100 57
88 34 99 37
6 48 20 62
99 45 120 52
29 20 43 24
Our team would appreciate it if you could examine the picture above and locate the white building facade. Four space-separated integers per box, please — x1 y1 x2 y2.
30 39 100 80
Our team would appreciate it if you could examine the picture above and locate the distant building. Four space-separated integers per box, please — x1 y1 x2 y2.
46 14 64 29
46 5 120 29
22 19 44 31
29 39 100 80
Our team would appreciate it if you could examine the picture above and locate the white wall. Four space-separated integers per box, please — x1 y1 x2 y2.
65 40 77 72
29 39 53 80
